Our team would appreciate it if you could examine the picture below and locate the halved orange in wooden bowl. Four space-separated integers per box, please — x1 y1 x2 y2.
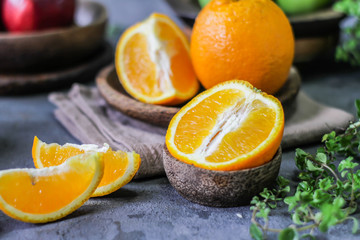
166 80 285 171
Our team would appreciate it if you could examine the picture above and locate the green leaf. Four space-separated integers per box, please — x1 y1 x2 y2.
322 134 329 142
259 188 272 199
277 176 290 188
313 189 331 205
356 99 360 118
306 160 323 172
284 195 299 211
300 234 316 240
351 217 359 234
341 170 349 178
319 197 346 232
338 157 356 172
256 208 270 220
292 211 304 225
251 196 260 202
278 228 299 240
250 223 263 240
316 153 327 164
318 178 333 191
333 197 346 208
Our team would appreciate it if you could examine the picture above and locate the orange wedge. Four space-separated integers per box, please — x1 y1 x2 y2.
165 80 284 171
32 137 141 197
0 152 104 223
115 13 199 105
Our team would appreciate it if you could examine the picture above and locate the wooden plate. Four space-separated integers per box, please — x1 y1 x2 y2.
0 1 107 73
0 44 113 95
96 65 301 127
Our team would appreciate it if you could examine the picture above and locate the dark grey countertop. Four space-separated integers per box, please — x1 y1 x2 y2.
1 0 360 239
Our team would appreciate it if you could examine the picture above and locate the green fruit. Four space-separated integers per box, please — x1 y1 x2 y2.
276 0 332 16
198 0 211 8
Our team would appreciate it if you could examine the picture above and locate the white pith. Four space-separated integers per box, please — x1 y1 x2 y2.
169 82 280 165
64 143 110 153
144 17 175 95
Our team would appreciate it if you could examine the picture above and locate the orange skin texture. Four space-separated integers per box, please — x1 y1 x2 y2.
190 0 295 94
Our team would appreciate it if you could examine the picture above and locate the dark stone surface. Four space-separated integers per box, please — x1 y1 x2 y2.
0 0 360 239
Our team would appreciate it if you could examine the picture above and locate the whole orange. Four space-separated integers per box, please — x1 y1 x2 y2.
190 0 294 94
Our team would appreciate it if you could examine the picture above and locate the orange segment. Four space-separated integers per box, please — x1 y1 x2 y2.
32 136 84 168
115 13 199 105
0 152 104 223
166 80 284 171
32 137 141 197
93 150 140 197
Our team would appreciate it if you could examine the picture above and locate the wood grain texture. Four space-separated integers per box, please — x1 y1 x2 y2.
0 1 107 73
96 65 301 127
163 146 282 207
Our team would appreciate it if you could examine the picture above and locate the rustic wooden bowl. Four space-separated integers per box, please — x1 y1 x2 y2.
289 9 345 62
163 146 282 207
0 1 107 73
96 65 301 127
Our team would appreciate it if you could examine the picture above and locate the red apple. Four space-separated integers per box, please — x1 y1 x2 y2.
0 0 4 31
2 0 75 32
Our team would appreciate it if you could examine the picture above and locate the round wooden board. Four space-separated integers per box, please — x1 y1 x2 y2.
96 65 301 128
0 44 113 95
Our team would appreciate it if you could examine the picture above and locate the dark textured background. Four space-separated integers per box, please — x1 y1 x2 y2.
0 0 360 239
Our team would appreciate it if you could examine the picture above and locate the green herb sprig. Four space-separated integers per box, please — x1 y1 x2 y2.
334 0 360 66
249 100 360 240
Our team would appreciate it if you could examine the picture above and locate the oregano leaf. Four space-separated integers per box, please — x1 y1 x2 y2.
356 99 360 118
279 228 299 240
350 217 359 234
250 224 263 240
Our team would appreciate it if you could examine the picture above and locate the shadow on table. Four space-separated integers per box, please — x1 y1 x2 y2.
295 53 359 80
95 188 138 200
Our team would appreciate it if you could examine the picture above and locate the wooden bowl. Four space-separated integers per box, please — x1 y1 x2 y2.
163 146 282 207
96 65 301 127
0 1 107 73
0 43 113 95
289 9 345 62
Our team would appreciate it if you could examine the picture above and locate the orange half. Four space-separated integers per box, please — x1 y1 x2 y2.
115 13 199 105
0 152 104 223
32 137 141 197
166 80 284 171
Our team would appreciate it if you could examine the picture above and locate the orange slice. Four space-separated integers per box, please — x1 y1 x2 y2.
32 137 141 197
165 80 284 171
115 13 199 105
0 152 104 223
